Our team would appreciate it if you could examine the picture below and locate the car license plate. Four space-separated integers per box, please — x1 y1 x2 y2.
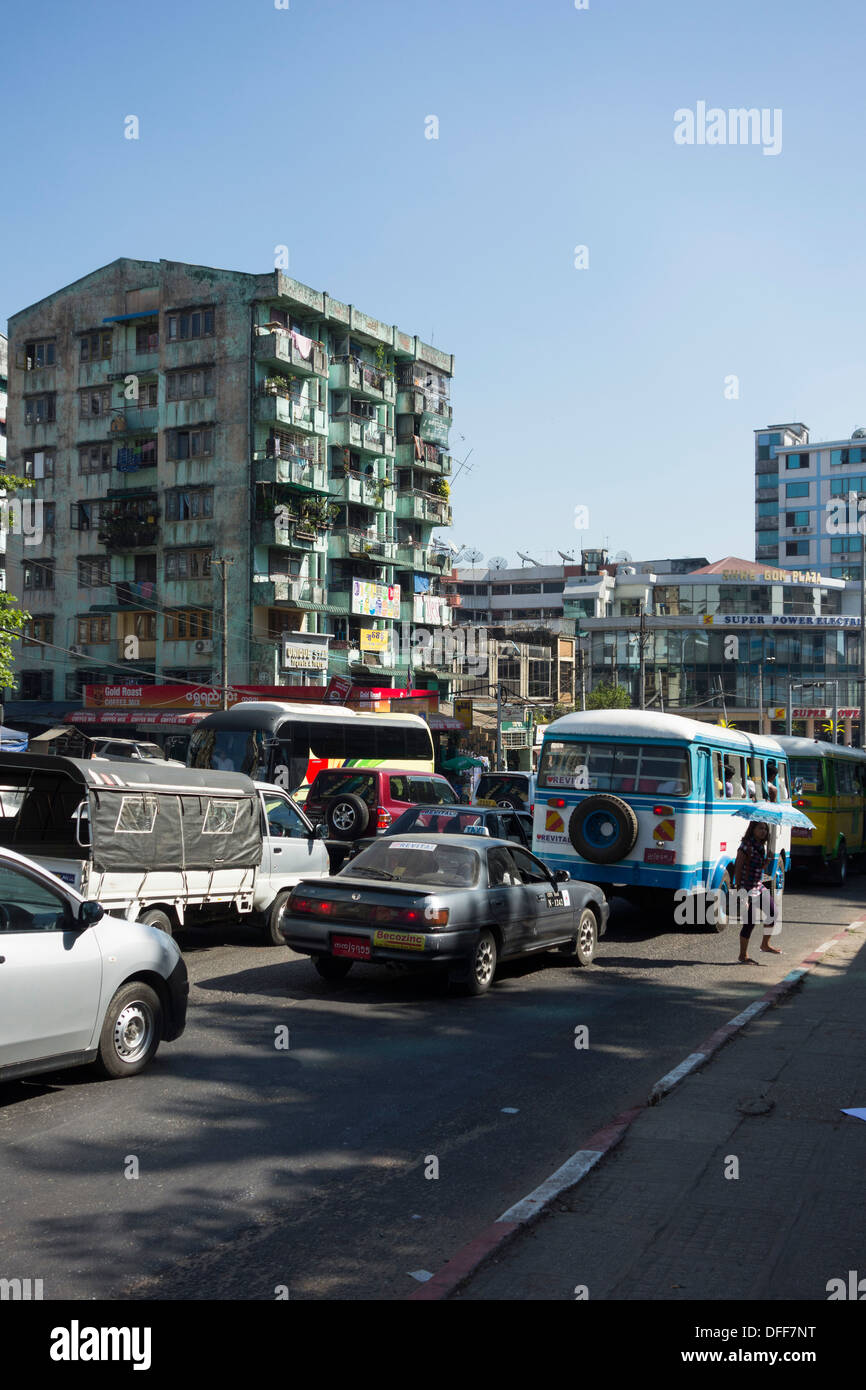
372 930 426 951
331 935 371 959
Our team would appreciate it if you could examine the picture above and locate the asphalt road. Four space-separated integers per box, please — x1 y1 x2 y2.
0 877 862 1301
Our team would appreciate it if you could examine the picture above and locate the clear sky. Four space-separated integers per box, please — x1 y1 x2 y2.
2 0 864 569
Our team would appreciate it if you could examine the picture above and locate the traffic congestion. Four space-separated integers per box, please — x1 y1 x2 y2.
0 702 858 1081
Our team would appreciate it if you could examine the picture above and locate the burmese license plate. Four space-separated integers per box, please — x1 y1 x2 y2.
331 935 371 960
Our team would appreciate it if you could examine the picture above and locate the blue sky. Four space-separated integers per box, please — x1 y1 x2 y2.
2 0 864 568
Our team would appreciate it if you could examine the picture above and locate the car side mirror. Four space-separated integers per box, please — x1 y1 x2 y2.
314 822 328 839
553 869 571 883
78 899 104 928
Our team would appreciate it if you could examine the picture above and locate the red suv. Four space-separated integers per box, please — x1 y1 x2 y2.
305 767 458 842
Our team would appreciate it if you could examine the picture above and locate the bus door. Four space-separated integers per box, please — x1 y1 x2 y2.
698 747 715 891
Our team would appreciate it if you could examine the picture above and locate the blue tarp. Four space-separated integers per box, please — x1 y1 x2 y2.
0 726 29 752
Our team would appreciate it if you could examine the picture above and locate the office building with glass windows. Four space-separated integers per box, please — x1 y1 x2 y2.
755 421 866 579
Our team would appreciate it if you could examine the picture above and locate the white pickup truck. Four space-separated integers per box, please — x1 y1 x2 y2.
0 755 331 945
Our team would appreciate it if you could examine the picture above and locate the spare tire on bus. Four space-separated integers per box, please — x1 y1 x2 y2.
568 794 639 864
326 793 370 840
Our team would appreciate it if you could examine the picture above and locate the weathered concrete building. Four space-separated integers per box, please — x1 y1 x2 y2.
0 332 7 589
5 260 453 701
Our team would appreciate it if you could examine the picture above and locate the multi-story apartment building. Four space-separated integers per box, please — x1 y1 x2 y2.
754 420 866 578
5 260 453 703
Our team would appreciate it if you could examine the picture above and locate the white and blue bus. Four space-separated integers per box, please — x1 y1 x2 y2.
532 710 792 925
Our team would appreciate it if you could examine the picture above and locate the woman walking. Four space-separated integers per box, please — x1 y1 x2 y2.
734 821 782 963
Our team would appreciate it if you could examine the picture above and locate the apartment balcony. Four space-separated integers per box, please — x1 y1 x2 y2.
331 473 395 509
115 638 156 662
755 486 778 501
394 544 452 574
395 388 452 420
252 576 327 607
330 358 396 403
115 581 158 608
756 545 779 559
755 516 779 532
254 329 328 377
255 388 327 435
111 404 159 434
253 514 326 550
98 519 159 553
253 454 328 492
329 528 397 562
395 440 451 473
395 490 451 526
329 415 395 457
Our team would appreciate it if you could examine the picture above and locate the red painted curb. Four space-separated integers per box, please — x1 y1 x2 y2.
406 921 861 1301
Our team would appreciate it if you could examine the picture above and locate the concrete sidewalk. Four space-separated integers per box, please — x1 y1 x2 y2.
453 922 866 1301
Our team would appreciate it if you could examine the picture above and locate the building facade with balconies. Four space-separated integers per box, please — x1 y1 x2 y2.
5 260 454 702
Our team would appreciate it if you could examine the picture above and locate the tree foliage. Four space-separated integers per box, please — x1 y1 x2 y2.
586 681 631 710
0 474 34 689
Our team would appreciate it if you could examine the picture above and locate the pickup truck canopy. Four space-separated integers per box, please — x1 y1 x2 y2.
0 755 262 873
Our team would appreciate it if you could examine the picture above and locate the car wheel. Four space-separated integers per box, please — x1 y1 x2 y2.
572 907 597 966
451 929 498 995
137 908 174 937
313 955 353 981
326 794 370 840
260 889 292 947
94 982 162 1079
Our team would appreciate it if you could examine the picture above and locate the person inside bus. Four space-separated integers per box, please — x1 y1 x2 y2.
735 821 781 963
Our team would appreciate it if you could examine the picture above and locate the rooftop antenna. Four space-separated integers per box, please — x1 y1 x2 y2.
451 446 474 483
557 549 575 563
517 551 541 567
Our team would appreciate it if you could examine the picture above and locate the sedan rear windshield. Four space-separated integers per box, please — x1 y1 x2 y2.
539 740 691 796
341 840 480 887
390 808 487 834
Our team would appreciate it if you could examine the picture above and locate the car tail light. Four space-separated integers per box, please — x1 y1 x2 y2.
376 806 393 830
371 902 448 928
289 894 314 914
289 895 339 917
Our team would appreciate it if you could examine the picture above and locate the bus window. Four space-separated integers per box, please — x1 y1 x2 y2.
836 760 857 795
747 757 764 801
790 757 823 793
712 752 727 798
375 724 405 763
189 728 265 775
724 755 745 799
310 723 346 763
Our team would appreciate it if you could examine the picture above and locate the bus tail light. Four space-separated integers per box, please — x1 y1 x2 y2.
795 798 811 809
653 805 675 816
376 806 393 831
548 798 566 809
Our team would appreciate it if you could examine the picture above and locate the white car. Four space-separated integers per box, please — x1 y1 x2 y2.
0 846 188 1083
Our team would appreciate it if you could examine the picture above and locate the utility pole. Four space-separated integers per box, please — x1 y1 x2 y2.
213 557 234 709
638 604 647 710
757 664 763 736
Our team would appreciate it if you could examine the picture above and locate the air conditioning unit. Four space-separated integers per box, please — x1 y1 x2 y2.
791 526 810 535
195 639 213 654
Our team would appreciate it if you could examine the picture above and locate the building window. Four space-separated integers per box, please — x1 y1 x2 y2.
129 380 158 408
77 616 111 644
785 541 810 556
785 453 810 469
23 339 56 369
71 500 106 530
79 387 112 418
116 437 157 470
165 488 214 520
166 367 215 400
785 511 810 527
165 548 212 580
77 557 111 587
23 394 56 425
166 307 215 341
22 450 54 479
830 447 866 467
22 617 54 647
830 475 866 497
757 501 778 516
79 444 112 475
164 609 213 640
785 481 809 498
43 503 56 533
22 560 55 590
166 427 214 460
20 671 53 700
80 331 113 362
831 536 863 554
135 324 159 354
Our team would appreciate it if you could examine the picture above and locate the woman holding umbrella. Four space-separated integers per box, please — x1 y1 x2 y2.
734 821 782 963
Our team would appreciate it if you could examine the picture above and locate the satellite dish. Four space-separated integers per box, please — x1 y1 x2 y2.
619 566 636 575
613 549 633 563
853 427 866 439
462 547 484 565
557 550 575 563
517 551 541 567
488 555 508 570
